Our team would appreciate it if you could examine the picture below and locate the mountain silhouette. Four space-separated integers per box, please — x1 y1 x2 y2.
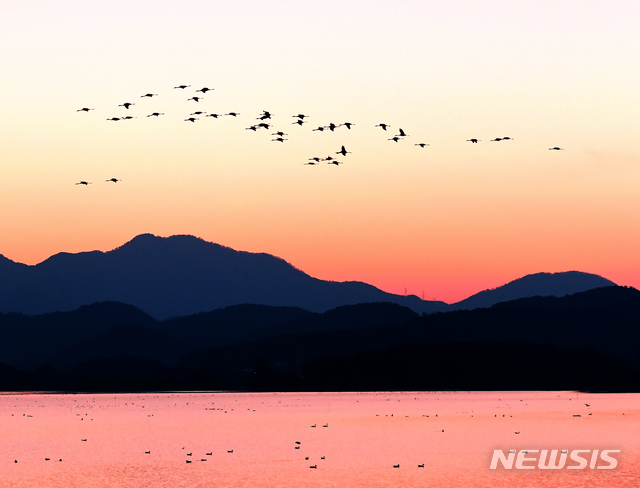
0 234 447 319
450 271 616 310
0 235 615 319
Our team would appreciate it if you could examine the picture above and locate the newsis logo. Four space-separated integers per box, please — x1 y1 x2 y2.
490 449 621 470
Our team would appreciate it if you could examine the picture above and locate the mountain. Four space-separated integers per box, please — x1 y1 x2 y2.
450 271 616 310
0 234 448 319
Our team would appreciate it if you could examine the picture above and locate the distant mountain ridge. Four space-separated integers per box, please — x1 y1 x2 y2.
0 234 615 318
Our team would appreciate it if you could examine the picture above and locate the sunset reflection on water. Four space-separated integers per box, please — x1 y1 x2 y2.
1 391 638 487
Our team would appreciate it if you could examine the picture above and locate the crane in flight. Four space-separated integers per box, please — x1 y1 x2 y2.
272 131 287 137
196 87 213 93
106 117 121 121
106 178 121 183
549 147 564 150
246 125 258 131
337 145 351 157
258 111 272 120
490 137 502 142
76 107 94 112
140 93 158 98
190 111 206 116
147 112 164 117
188 96 203 102
184 117 198 123
466 138 480 143
206 113 221 118
293 119 306 126
388 136 401 142
174 84 190 89
225 112 240 117
272 137 287 142
76 181 91 185
376 123 390 131
119 102 134 109
122 116 136 120
340 122 355 129
415 143 429 148
312 126 325 132
396 128 408 137
293 114 308 119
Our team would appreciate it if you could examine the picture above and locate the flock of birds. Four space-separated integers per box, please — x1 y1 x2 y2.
74 84 565 185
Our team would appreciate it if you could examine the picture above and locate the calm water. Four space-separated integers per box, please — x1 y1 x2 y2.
1 391 639 487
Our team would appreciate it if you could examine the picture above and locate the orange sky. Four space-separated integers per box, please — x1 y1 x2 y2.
1 0 639 303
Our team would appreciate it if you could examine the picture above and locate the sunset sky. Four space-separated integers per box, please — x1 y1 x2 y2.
1 0 639 303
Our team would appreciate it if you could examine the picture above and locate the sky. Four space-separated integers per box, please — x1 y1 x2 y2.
1 0 639 303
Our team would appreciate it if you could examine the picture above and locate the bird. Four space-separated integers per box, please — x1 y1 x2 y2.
310 465 317 469
397 128 408 137
466 139 480 143
227 450 233 453
549 147 564 150
140 93 158 98
147 112 164 117
328 160 342 166
119 102 134 109
258 111 272 120
327 122 337 132
106 117 121 121
340 122 355 129
190 111 206 116
76 181 91 185
246 125 258 131
585 403 591 407
272 131 287 137
257 122 271 129
206 113 221 118
502 136 514 140
188 97 203 102
415 143 429 148
121 116 136 120
295 442 301 445
305 161 318 165
393 464 400 468
184 117 198 122
272 137 287 142
388 136 401 142
206 452 212 456
106 178 120 183
293 114 308 119
323 156 335 161
292 119 306 125
196 87 213 93
174 85 190 89
418 464 424 468
490 137 502 142
225 112 240 117
337 145 351 156
145 451 150 454
312 126 325 132
309 157 321 163
376 123 390 131
76 107 94 112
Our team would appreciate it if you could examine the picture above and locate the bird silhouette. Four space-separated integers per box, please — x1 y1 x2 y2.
196 87 213 93
549 147 564 150
206 113 221 118
188 97 203 102
272 131 287 137
76 107 94 112
337 145 351 156
305 161 319 165
190 111 206 116
147 112 164 117
309 157 321 163
490 137 502 142
121 116 136 120
106 117 121 121
415 143 429 148
293 114 308 119
502 136 514 140
140 93 158 98
292 119 306 125
246 125 258 131
397 128 408 137
257 122 271 129
312 126 325 132
328 160 343 166
340 122 355 129
119 102 134 109
184 117 198 122
376 123 390 131
466 138 480 143
258 111 272 120
106 178 121 183
272 137 287 142
225 112 240 117
174 85 191 89
76 181 91 185
327 122 337 131
388 136 401 142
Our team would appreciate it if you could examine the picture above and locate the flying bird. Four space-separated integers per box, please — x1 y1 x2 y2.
147 112 164 117
549 147 564 150
376 123 390 131
328 160 343 166
308 157 321 163
293 114 308 119
106 178 121 183
466 138 480 143
188 97 203 102
388 136 401 142
337 145 351 156
340 122 355 129
75 181 91 185
327 122 337 132
184 117 198 122
140 93 158 98
502 136 514 140
258 111 272 120
106 117 121 121
272 137 287 142
206 113 221 118
312 126 325 132
257 122 271 129
121 116 136 120
76 107 94 112
272 131 287 137
292 119 306 125
396 128 408 137
174 85 190 89
490 137 502 142
415 143 429 148
196 87 213 93
119 102 134 109
190 111 206 116
225 112 240 117
246 125 258 131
